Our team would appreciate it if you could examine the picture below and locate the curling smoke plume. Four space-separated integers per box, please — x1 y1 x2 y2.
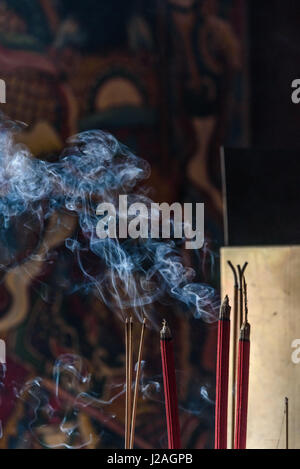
16 354 124 449
0 113 218 324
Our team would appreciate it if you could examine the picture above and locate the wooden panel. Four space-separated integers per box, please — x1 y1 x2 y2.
221 247 300 449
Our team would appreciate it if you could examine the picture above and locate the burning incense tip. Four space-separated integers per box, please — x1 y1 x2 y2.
219 295 231 320
160 320 172 340
240 321 251 341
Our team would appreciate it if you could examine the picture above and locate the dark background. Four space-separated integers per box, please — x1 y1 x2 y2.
250 0 300 148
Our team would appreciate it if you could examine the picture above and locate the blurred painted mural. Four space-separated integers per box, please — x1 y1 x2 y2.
0 0 247 448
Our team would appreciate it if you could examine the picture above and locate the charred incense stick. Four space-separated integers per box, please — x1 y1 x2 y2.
160 320 181 449
215 296 231 449
228 261 238 448
129 318 146 449
235 276 250 450
237 263 248 327
286 399 289 450
229 262 247 449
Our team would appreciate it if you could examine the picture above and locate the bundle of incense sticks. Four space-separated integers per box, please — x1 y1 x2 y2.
160 320 181 449
125 317 146 449
215 296 231 449
217 262 250 450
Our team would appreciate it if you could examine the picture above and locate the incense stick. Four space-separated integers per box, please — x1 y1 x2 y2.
228 262 247 449
237 263 248 327
125 318 130 449
235 275 250 450
129 318 146 449
160 320 181 449
215 296 231 449
125 317 134 449
228 261 238 449
285 397 289 450
128 317 133 443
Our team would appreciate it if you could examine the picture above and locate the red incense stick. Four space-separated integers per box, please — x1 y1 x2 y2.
215 296 231 449
235 279 250 450
227 261 238 448
234 322 250 449
160 320 181 449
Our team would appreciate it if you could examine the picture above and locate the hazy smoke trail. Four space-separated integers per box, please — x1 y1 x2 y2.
16 354 125 449
0 113 218 323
